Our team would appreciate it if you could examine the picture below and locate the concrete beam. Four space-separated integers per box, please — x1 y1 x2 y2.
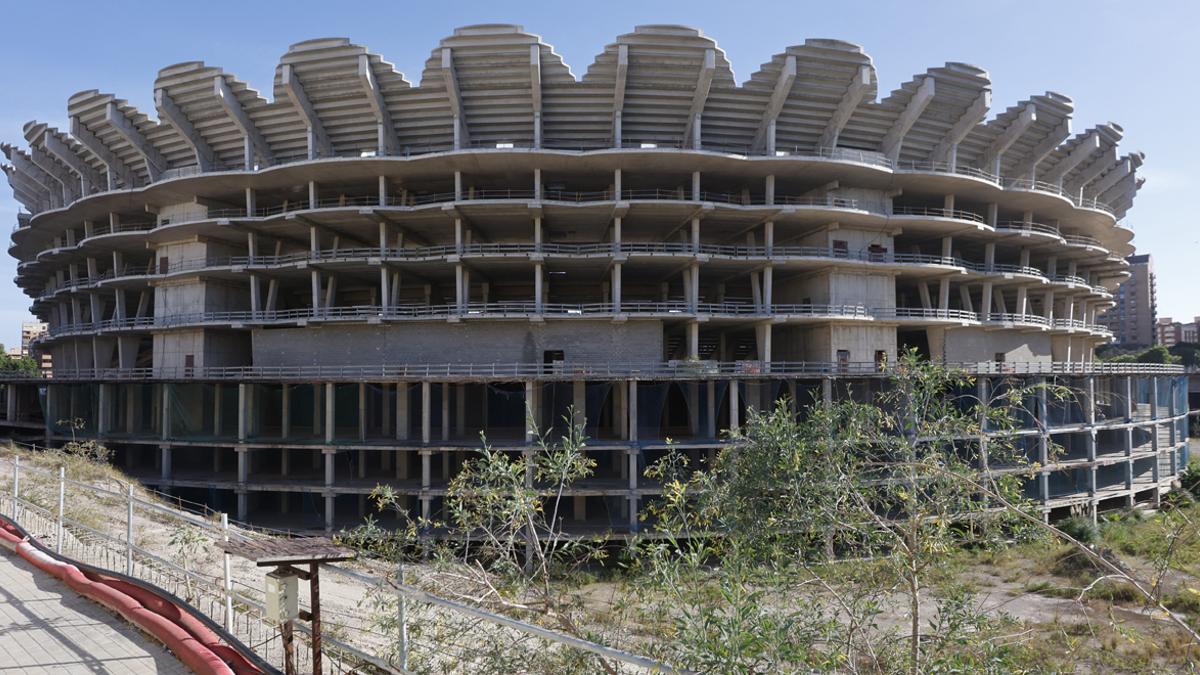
612 44 628 146
1087 155 1139 196
3 166 51 212
441 48 469 149
880 76 935 162
977 103 1036 175
1042 131 1101 184
357 55 399 155
1099 173 1140 206
28 147 79 203
1064 146 1116 196
71 117 135 190
104 102 166 181
281 64 332 160
751 55 796 153
817 65 871 150
1013 117 1071 180
4 148 60 208
929 89 990 166
155 89 214 171
38 129 103 194
213 76 274 168
681 49 716 149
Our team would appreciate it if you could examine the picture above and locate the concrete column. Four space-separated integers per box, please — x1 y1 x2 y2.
281 384 290 439
534 264 544 312
917 283 933 310
237 448 249 482
525 381 538 442
687 322 700 359
981 281 993 320
323 448 335 486
572 381 586 430
628 380 638 442
310 269 322 313
728 380 739 431
421 381 432 444
612 263 622 313
6 384 16 422
396 382 410 440
441 384 450 441
687 382 700 435
325 383 335 444
160 445 171 480
358 382 367 441
161 384 170 440
234 384 246 441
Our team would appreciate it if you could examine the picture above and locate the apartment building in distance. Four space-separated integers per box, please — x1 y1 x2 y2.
20 321 47 356
0 25 1185 532
1157 317 1198 347
1101 254 1157 346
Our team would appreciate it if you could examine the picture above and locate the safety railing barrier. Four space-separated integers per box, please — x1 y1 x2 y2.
985 313 1051 327
1062 233 1105 248
891 206 987 223
996 220 1061 237
894 160 1001 184
14 142 1129 223
41 296 1128 339
0 452 681 674
3 359 1186 382
1051 274 1089 286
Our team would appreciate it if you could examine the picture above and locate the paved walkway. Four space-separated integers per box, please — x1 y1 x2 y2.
0 547 187 673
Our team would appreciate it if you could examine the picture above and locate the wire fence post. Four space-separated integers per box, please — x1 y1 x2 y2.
126 483 134 575
222 512 233 631
11 456 19 518
397 561 409 672
56 465 65 553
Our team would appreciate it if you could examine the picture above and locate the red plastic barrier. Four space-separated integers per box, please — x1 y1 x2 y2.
0 522 254 674
0 522 20 548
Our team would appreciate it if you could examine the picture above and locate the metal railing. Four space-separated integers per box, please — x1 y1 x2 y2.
43 298 1127 339
995 220 1061 238
894 160 1000 184
4 358 1185 383
891 206 986 223
0 452 680 674
14 142 1127 223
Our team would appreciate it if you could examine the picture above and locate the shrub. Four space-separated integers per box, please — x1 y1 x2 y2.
1056 516 1099 544
1161 488 1196 511
1180 459 1200 499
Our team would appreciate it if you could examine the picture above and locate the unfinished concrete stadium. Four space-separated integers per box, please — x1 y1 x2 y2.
0 24 1187 533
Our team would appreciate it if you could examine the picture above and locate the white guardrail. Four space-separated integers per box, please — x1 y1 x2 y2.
0 451 680 674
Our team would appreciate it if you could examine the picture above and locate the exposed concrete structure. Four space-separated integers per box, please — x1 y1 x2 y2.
0 25 1184 533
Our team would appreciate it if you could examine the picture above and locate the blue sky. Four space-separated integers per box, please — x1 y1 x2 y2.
1 0 1196 348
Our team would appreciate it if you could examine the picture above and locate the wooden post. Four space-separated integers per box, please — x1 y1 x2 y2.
310 562 322 675
282 619 296 675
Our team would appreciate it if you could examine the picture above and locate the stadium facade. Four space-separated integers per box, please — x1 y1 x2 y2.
0 24 1187 533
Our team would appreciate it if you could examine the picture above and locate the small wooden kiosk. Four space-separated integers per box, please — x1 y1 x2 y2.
222 537 355 675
